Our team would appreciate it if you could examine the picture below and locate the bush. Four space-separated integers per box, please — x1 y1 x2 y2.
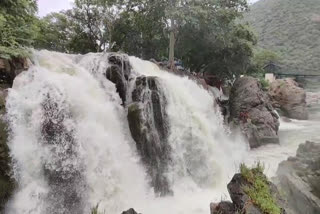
240 163 281 214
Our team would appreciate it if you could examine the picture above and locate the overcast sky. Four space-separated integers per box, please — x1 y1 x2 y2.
37 0 260 17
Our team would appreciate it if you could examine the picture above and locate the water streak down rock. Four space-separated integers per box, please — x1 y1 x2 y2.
229 77 280 148
0 88 14 212
41 92 85 214
127 76 172 196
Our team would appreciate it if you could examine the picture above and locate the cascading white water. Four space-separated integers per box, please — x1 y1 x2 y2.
129 57 248 213
5 51 152 214
5 50 248 214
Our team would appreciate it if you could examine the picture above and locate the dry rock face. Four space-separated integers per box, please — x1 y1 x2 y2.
268 78 308 120
276 141 320 214
229 77 280 148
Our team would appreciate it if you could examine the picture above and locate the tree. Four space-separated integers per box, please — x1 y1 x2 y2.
72 0 120 52
111 0 169 60
0 0 38 58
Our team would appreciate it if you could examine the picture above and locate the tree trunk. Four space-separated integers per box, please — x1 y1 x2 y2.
169 18 175 71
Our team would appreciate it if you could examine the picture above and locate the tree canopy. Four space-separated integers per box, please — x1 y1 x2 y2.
0 0 266 79
0 0 38 58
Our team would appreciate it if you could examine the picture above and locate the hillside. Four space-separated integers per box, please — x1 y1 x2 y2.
245 0 320 74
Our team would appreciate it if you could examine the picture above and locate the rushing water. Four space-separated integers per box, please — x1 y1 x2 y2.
5 51 248 214
5 50 319 214
245 78 320 177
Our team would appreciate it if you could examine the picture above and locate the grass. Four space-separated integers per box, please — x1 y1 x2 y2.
90 204 105 214
240 163 281 214
260 78 270 90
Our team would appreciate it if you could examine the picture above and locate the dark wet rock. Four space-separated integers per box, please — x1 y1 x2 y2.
211 170 286 214
0 88 14 212
41 93 85 214
276 141 320 214
127 76 171 196
269 78 308 120
121 208 140 214
0 57 29 87
105 53 131 105
210 201 236 214
229 76 280 148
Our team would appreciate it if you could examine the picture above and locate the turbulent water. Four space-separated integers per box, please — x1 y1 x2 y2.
4 51 247 214
245 78 320 177
5 50 319 214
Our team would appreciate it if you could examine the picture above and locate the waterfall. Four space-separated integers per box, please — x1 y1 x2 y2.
4 50 247 214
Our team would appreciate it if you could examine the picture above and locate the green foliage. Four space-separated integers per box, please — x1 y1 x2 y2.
245 0 320 75
260 78 270 90
177 22 257 79
90 204 105 214
240 163 281 214
111 0 169 60
246 48 280 78
0 0 38 58
34 0 257 79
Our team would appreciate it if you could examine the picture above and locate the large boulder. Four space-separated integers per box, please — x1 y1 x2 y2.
211 165 286 214
127 76 171 196
0 58 29 87
268 78 308 120
105 53 131 105
276 141 320 214
229 77 280 148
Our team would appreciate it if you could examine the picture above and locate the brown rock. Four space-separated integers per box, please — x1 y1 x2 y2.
269 78 308 120
229 77 280 148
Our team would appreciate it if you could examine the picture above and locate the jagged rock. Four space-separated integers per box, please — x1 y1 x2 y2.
0 57 29 87
0 88 14 211
229 76 280 148
127 76 171 196
210 201 236 214
105 53 131 105
211 170 286 214
276 141 320 214
269 78 308 120
121 208 140 214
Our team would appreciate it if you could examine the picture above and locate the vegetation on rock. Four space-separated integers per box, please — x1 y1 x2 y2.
240 163 281 214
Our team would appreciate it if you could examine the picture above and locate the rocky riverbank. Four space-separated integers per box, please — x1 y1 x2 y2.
276 141 320 214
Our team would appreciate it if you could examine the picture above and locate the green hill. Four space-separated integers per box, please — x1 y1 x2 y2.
245 0 320 74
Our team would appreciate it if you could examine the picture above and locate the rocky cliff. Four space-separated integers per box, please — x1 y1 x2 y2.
269 78 308 120
229 76 280 148
276 141 320 214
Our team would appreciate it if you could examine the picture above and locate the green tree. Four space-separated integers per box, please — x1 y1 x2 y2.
111 0 169 60
0 0 38 58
